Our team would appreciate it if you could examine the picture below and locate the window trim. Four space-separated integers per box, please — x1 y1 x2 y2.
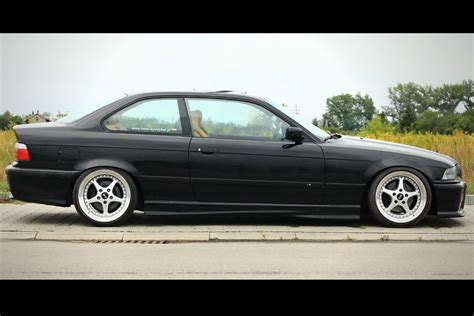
184 97 308 142
101 97 192 137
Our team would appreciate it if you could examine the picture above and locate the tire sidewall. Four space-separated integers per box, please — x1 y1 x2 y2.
368 167 432 228
73 168 137 227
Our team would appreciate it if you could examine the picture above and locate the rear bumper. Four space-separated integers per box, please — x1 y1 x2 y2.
433 181 467 218
5 164 80 207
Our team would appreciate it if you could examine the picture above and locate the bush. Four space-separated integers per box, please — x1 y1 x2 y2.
359 115 395 136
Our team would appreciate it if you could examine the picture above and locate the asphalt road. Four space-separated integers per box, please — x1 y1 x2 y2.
1 240 472 279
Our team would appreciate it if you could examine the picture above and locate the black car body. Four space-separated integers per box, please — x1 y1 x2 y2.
6 91 467 226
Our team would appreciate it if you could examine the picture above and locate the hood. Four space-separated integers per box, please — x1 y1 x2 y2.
336 135 457 167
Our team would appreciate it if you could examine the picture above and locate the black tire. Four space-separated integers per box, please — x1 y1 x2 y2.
73 167 138 227
368 167 432 228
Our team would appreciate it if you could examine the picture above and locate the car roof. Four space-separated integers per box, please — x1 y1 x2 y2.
124 91 268 103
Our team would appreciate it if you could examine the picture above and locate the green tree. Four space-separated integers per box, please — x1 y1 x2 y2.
322 93 376 131
53 111 68 121
0 111 23 130
386 80 474 133
460 79 474 111
431 79 474 113
387 83 429 132
42 112 52 121
414 110 439 133
454 109 474 133
413 110 456 134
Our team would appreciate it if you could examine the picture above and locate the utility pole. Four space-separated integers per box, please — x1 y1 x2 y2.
293 104 299 114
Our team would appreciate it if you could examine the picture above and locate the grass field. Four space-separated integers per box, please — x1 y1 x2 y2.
1 130 16 192
1 130 473 194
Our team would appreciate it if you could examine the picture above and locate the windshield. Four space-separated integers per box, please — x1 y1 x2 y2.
265 99 330 141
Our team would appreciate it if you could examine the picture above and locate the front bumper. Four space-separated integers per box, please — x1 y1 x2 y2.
5 164 80 207
432 180 467 218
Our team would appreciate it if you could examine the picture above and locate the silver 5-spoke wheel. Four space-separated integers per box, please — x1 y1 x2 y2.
369 168 432 227
73 168 137 226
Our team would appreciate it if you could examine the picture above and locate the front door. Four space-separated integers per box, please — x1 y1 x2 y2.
186 98 324 205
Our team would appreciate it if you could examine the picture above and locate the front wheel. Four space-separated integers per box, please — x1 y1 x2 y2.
73 168 137 226
368 167 432 227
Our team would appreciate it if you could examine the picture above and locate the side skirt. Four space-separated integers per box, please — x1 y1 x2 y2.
144 200 360 218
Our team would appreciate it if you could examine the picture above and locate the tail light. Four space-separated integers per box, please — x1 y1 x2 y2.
15 143 30 161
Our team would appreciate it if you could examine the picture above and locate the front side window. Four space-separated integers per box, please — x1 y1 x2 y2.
187 98 290 141
104 99 182 134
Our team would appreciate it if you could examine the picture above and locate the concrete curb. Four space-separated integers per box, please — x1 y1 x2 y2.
1 231 473 242
35 232 124 241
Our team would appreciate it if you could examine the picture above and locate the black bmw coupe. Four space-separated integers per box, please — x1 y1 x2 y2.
6 91 467 227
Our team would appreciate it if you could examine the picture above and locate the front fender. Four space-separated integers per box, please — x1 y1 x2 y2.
364 157 442 184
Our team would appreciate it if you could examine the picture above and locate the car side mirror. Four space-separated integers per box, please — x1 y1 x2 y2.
285 127 304 144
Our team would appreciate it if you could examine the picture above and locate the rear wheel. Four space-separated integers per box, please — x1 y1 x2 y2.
368 167 432 227
73 168 137 226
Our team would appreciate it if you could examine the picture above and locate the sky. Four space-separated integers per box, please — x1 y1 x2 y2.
1 33 473 121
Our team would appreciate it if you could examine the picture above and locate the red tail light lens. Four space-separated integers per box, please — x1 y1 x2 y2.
15 143 30 161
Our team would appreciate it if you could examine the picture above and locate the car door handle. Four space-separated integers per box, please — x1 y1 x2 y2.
197 147 217 155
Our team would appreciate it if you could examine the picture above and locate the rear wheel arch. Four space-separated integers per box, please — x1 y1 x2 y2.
74 159 138 175
72 167 140 226
69 165 144 211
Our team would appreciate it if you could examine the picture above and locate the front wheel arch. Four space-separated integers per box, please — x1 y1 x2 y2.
365 166 433 227
361 165 436 217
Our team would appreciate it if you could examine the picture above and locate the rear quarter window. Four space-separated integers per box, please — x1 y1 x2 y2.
104 99 183 134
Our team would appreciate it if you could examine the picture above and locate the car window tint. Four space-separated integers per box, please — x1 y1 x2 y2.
105 99 182 134
187 99 290 141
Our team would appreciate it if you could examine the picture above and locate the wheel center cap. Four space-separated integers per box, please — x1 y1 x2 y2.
397 193 404 200
101 192 109 199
